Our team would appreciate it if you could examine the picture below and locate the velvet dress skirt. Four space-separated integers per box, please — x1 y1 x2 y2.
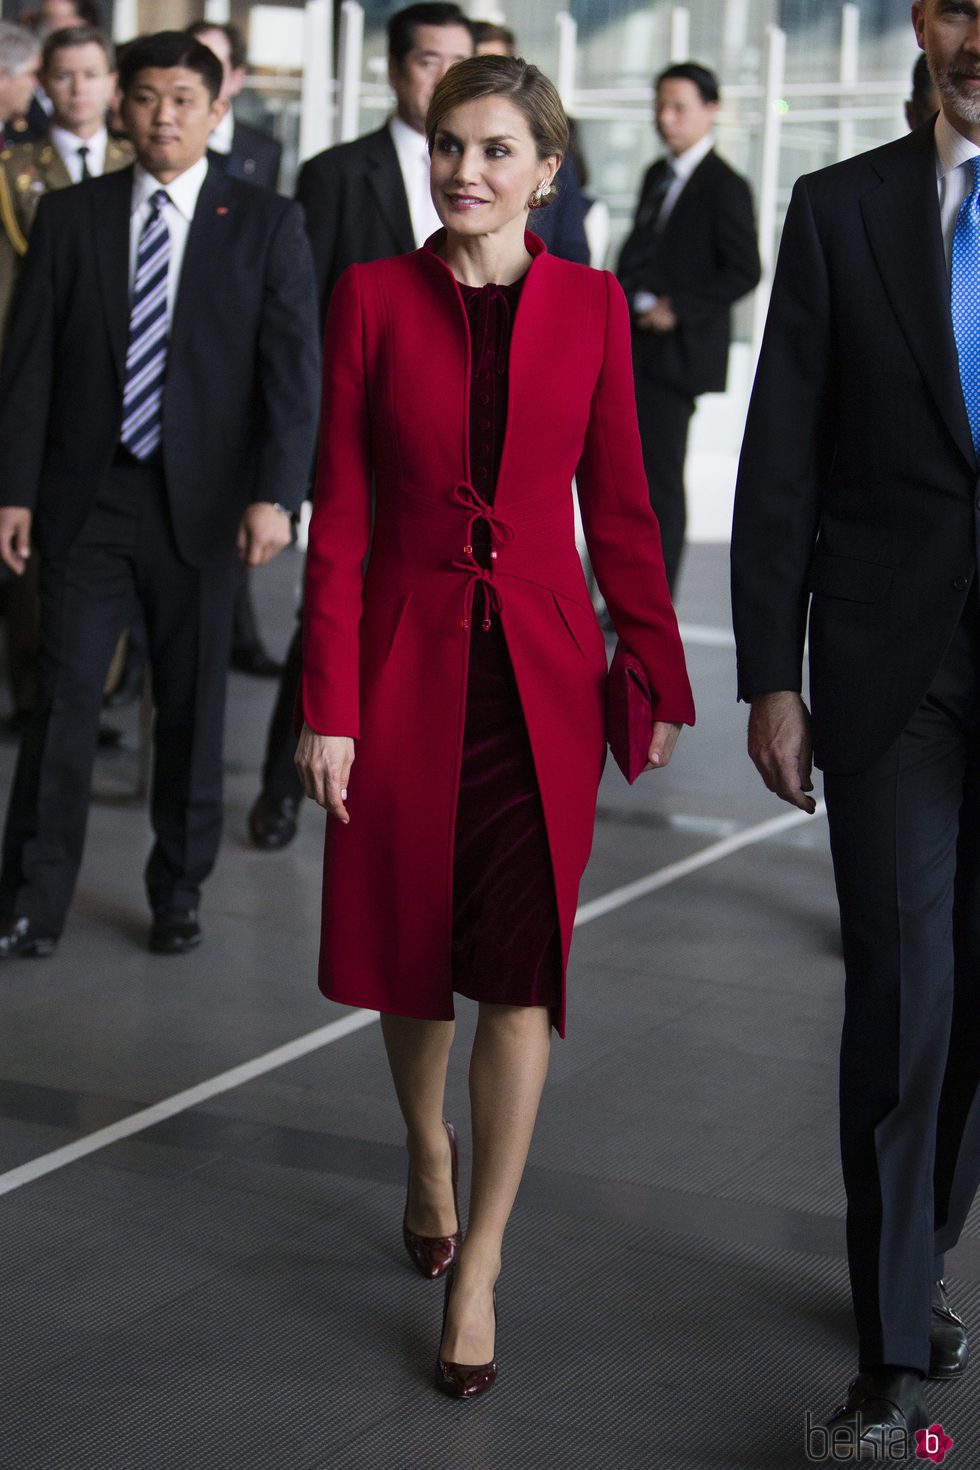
451 278 562 1016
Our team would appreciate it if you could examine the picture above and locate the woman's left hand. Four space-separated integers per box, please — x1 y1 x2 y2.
644 721 683 772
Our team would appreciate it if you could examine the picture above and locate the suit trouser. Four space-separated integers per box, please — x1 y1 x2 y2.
824 598 980 1373
261 616 304 804
0 456 236 933
632 366 695 595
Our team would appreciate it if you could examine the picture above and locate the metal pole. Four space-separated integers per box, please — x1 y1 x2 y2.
555 13 577 107
669 7 691 63
111 0 137 43
337 0 365 145
838 3 860 163
752 23 786 355
300 0 334 162
203 0 231 22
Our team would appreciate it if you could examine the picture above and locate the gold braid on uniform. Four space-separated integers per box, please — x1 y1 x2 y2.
0 166 29 257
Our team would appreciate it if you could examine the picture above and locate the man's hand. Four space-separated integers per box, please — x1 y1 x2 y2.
236 502 292 567
747 691 816 813
638 298 678 334
294 725 355 823
0 508 33 576
645 720 683 772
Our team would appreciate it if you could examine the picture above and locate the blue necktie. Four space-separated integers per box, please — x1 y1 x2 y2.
120 188 171 461
951 156 980 459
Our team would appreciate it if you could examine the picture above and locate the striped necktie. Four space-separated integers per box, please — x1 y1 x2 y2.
120 188 171 461
951 156 980 459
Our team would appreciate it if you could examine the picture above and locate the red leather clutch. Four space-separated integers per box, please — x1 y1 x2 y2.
606 642 653 784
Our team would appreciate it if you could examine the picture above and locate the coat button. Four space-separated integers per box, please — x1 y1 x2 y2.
463 544 473 554
460 618 470 630
952 576 970 591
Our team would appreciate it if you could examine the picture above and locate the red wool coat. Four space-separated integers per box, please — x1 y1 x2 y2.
302 232 695 1036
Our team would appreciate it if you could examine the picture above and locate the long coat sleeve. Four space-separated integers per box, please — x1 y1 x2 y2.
302 233 693 1035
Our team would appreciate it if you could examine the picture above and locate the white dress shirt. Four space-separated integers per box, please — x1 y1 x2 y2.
634 132 715 314
935 109 980 274
128 157 209 321
208 107 235 156
388 113 442 248
50 124 108 182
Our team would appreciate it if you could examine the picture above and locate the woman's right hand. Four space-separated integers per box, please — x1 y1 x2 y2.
294 725 355 823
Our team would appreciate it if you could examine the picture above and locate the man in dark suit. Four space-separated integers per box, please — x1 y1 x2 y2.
618 62 759 593
0 31 320 957
246 2 473 850
187 21 281 191
731 0 980 1451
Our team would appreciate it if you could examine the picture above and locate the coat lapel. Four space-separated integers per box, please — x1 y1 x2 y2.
93 165 134 382
861 124 975 470
365 128 415 255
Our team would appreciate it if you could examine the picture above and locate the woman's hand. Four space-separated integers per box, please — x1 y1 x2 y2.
644 721 682 773
294 725 355 822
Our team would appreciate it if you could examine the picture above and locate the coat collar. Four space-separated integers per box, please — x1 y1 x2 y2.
860 120 976 470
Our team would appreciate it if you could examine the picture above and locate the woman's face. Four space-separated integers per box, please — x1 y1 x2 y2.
430 95 557 241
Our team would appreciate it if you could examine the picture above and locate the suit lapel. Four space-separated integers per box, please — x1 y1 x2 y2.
93 166 134 382
169 165 229 355
365 128 415 255
861 125 975 470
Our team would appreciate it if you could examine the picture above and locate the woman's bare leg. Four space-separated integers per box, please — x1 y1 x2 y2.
380 1013 458 1236
441 1002 552 1364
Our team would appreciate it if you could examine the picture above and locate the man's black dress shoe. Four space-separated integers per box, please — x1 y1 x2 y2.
0 916 57 958
826 1369 928 1459
929 1278 969 1379
230 644 283 678
149 908 202 954
248 792 299 851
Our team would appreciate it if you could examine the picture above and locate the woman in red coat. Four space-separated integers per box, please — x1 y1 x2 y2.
296 55 694 1397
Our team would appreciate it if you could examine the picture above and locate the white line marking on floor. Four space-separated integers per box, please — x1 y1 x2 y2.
0 801 827 1197
575 803 826 926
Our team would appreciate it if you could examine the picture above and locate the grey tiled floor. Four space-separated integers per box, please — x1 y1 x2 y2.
0 544 976 1469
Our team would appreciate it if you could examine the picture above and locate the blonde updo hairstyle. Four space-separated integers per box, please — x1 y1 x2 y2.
426 54 569 209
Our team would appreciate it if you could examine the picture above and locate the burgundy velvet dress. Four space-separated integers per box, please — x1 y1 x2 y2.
451 278 562 1014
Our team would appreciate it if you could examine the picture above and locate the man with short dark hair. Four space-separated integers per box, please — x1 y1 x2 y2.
733 0 980 1450
297 2 473 317
471 21 517 57
618 61 760 593
187 20 281 191
1 27 132 350
0 31 320 957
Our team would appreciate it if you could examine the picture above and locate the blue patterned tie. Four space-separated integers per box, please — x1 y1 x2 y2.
951 156 980 459
120 188 171 461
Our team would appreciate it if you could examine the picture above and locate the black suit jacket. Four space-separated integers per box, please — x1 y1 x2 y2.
297 125 414 324
731 121 978 774
0 163 320 568
209 118 282 191
617 150 760 397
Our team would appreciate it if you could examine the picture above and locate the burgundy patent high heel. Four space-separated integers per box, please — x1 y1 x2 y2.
403 1119 461 1280
434 1265 498 1399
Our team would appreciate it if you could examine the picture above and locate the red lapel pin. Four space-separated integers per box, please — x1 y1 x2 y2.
216 206 229 215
